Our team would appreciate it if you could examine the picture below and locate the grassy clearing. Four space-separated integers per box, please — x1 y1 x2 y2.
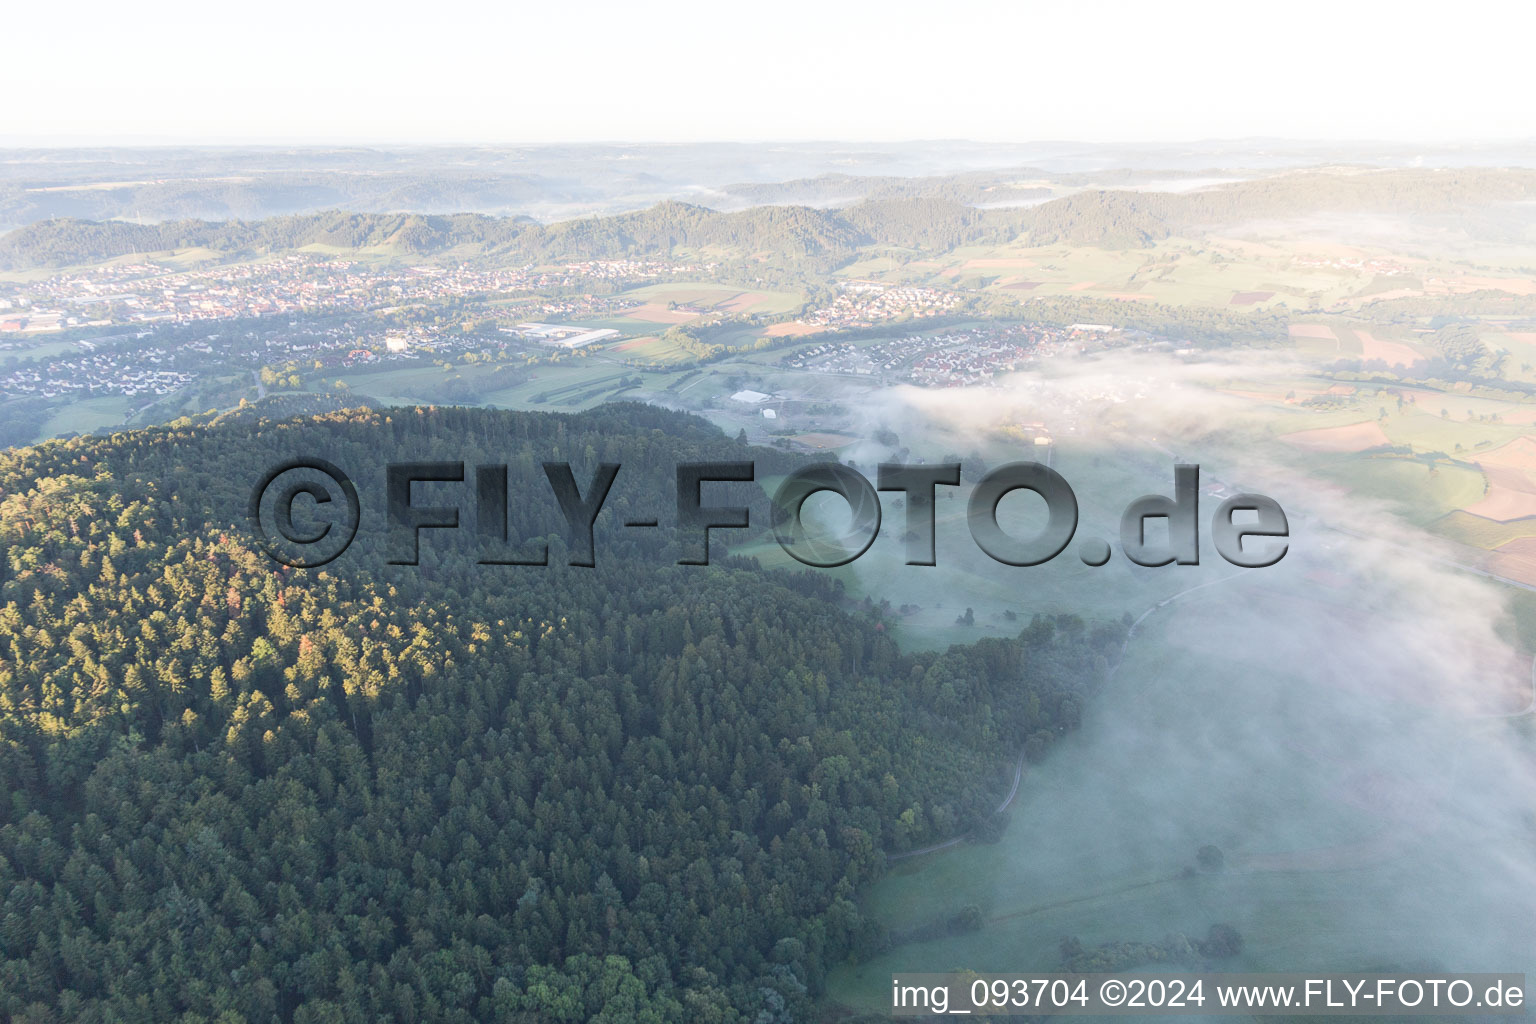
0 337 80 360
604 334 694 365
1380 406 1527 454
1308 455 1487 525
1487 332 1536 385
620 281 803 315
35 395 132 440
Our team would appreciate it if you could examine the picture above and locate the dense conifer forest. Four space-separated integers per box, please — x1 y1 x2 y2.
0 404 1118 1021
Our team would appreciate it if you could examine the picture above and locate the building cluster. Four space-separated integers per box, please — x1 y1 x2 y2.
778 323 1092 387
502 323 621 349
792 281 964 330
0 252 728 400
1290 255 1412 276
0 254 712 334
2 341 195 398
560 258 716 280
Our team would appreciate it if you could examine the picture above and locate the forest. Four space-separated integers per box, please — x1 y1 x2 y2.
0 403 1121 1022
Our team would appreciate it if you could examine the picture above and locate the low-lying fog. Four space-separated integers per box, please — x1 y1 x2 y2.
825 351 1536 998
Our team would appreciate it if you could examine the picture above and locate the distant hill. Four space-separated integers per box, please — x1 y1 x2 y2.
6 168 1536 269
0 203 863 269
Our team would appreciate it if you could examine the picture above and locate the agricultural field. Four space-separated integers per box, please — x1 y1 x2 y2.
850 231 1536 315
605 334 692 364
850 238 1350 309
573 281 804 338
1206 356 1536 582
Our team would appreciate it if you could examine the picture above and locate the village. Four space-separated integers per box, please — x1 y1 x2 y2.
777 322 1118 387
0 254 714 337
0 249 1146 423
0 317 495 399
795 280 965 330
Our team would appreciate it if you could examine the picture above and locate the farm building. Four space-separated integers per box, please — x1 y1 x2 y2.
506 323 619 349
541 329 618 349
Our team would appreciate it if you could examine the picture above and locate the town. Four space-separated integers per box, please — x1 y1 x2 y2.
777 323 1120 387
0 254 714 336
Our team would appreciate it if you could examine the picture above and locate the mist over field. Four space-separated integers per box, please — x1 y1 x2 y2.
823 353 1536 994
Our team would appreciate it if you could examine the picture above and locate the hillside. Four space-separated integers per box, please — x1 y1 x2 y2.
0 403 1116 1021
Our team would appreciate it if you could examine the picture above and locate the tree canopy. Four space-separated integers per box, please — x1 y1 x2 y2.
0 403 1118 1022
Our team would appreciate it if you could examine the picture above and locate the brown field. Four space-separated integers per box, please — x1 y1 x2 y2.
1230 290 1275 305
1463 436 1536 522
761 321 821 338
1067 280 1096 291
1488 537 1536 587
1288 323 1338 341
1479 405 1536 424
1003 281 1041 290
1465 468 1536 522
626 303 699 324
612 335 660 352
1473 435 1536 473
719 291 769 313
1355 329 1423 368
1454 276 1536 295
1280 420 1392 452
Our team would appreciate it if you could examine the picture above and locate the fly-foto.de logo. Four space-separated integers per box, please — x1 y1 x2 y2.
249 459 1288 571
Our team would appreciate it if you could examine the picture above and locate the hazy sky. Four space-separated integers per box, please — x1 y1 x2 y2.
6 0 1532 145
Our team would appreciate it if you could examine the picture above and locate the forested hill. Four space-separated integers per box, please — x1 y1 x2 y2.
6 167 1536 268
0 403 1120 1022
